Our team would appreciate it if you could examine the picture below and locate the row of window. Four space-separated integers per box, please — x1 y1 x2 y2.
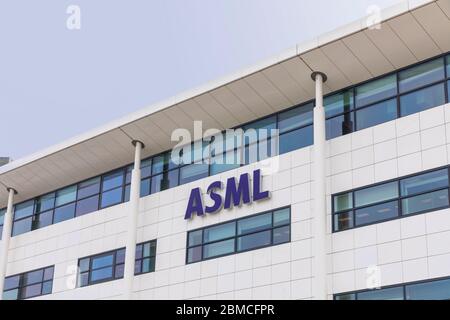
187 207 291 264
78 240 156 287
333 167 450 232
2 240 157 300
334 276 450 300
326 55 450 139
1 53 449 239
3 266 54 300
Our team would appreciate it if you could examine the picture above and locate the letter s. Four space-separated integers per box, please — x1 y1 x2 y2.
205 181 223 214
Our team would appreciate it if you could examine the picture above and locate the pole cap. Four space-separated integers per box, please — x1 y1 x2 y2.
311 71 328 83
6 187 17 195
131 140 145 149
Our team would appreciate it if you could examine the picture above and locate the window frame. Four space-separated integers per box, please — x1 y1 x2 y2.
332 166 450 232
186 207 291 264
334 275 450 300
77 240 157 287
2 265 54 300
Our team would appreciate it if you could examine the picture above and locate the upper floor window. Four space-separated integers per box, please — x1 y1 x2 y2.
0 208 5 239
78 240 157 287
187 207 291 264
325 54 450 140
333 167 450 232
335 276 450 300
2 266 54 300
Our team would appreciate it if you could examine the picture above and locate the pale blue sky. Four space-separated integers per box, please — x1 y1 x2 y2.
0 0 401 159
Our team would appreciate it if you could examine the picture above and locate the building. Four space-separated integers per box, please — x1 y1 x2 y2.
0 0 450 300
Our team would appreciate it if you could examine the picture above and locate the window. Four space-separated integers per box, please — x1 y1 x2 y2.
186 207 291 264
355 99 397 130
279 125 313 155
180 163 209 185
333 167 450 232
399 58 445 93
400 83 445 117
335 276 450 300
134 241 157 275
78 240 157 287
2 266 54 300
325 90 354 139
355 75 397 108
278 104 313 133
101 170 125 208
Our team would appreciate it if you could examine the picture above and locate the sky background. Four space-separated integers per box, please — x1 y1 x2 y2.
0 0 402 159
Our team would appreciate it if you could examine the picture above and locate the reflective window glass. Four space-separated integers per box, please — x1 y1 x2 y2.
92 254 114 269
203 239 235 259
102 171 124 191
273 226 290 244
237 230 271 251
76 195 99 216
278 104 313 133
447 55 450 76
77 177 100 200
406 278 450 300
35 193 55 213
23 270 43 286
140 178 151 197
356 75 397 107
400 83 445 117
279 125 313 155
152 152 177 175
187 246 202 263
12 217 32 236
355 200 399 226
188 230 203 247
399 58 445 93
209 149 241 176
14 200 34 219
22 284 42 299
273 208 290 227
334 212 353 231
324 90 354 118
400 169 448 196
354 182 398 207
55 185 77 207
34 210 53 229
180 163 209 185
237 213 271 235
91 267 113 282
101 188 123 208
203 222 235 243
53 203 75 223
326 113 354 140
356 99 397 131
402 189 449 215
334 193 353 212
141 159 152 178
357 287 404 300
151 170 179 193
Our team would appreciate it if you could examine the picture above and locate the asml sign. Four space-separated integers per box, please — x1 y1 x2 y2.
184 169 270 220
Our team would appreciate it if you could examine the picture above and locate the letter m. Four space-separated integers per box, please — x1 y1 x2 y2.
224 174 250 209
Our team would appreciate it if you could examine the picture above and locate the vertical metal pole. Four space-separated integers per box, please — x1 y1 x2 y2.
0 187 16 299
123 140 143 300
312 71 328 300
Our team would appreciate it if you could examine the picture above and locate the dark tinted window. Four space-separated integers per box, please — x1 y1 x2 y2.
187 207 290 263
2 266 53 300
324 90 354 118
356 75 397 107
399 58 445 93
278 104 313 133
279 126 313 155
78 177 101 199
356 99 397 130
326 113 354 140
400 83 445 117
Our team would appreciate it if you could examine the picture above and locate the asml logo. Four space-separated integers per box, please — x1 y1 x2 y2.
184 169 270 220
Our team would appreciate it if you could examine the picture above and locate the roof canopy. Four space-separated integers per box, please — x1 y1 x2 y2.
1 0 449 207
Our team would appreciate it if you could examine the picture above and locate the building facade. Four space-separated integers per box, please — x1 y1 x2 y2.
0 0 450 300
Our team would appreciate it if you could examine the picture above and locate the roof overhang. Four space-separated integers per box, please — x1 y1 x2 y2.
1 0 449 206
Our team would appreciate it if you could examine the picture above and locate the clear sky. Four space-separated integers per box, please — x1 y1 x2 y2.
0 0 401 159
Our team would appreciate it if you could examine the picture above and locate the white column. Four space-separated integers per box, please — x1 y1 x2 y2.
0 187 16 299
312 72 328 300
123 140 143 300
